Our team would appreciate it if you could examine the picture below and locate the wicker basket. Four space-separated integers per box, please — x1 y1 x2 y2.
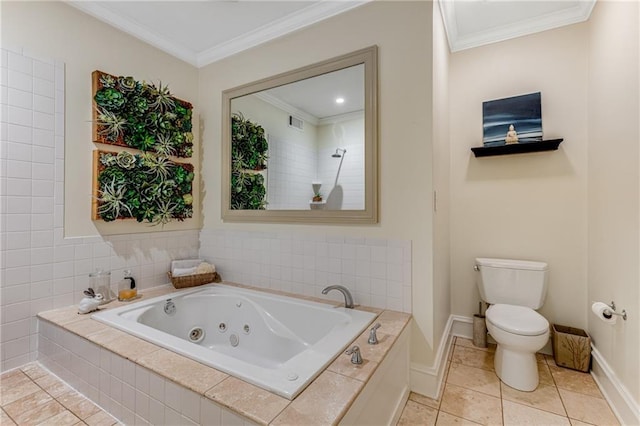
168 271 221 289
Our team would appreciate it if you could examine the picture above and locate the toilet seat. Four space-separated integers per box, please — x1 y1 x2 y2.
486 304 549 336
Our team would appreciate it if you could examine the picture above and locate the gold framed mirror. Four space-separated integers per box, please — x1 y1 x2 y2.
221 46 378 224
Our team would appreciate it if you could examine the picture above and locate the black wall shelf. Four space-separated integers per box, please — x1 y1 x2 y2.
471 139 563 158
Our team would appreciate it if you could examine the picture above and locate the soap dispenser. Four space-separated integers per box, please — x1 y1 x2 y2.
118 269 137 301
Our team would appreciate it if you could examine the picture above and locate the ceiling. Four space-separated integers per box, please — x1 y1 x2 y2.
69 1 596 68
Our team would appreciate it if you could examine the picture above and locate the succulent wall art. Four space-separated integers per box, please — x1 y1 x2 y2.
91 70 195 226
92 150 194 226
92 70 193 157
230 112 268 210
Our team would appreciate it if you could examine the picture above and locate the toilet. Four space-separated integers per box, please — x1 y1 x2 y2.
475 258 550 392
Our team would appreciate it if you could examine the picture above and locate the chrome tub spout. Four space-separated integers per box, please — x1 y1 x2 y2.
322 285 354 309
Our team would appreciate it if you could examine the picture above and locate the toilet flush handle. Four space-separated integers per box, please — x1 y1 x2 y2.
473 265 479 271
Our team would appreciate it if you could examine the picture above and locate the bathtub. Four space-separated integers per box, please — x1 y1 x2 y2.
92 284 376 399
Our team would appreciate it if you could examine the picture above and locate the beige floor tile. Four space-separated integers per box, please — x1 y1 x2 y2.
559 389 619 425
56 390 101 419
84 410 118 426
447 363 501 397
35 373 74 398
568 419 596 426
0 371 40 405
455 337 496 353
409 391 440 409
7 398 66 425
1 408 16 426
548 365 602 398
35 409 81 426
397 400 438 426
436 411 482 425
20 362 50 381
451 346 495 372
538 362 554 386
440 383 502 425
502 400 570 425
501 383 566 416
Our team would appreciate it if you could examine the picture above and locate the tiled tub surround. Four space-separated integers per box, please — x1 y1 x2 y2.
37 283 411 425
200 229 412 313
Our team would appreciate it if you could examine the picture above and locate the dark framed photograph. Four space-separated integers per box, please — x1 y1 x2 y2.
482 92 542 146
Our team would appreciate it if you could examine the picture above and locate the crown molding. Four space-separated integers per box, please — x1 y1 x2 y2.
196 1 370 67
68 1 369 69
439 0 596 53
254 91 319 126
67 1 199 67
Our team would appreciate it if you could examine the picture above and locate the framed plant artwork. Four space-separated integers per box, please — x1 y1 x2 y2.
482 92 542 147
92 70 194 157
92 150 194 226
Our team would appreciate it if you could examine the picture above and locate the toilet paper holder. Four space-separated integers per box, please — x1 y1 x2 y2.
604 301 627 321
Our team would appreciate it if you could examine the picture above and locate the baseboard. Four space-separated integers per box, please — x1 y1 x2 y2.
409 315 462 399
591 345 640 426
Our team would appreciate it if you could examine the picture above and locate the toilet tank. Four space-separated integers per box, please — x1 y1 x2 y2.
475 258 548 309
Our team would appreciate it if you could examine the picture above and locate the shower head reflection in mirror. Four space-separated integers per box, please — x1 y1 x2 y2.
221 46 378 224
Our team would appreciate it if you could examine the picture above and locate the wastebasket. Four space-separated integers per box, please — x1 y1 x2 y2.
551 324 591 372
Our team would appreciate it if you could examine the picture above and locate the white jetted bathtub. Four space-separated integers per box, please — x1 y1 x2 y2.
92 284 376 399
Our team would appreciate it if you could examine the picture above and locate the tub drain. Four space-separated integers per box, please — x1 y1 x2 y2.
188 327 205 343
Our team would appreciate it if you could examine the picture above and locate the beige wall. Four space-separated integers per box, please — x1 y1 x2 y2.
1 2 201 237
449 24 589 327
432 0 451 352
198 2 440 366
587 0 640 404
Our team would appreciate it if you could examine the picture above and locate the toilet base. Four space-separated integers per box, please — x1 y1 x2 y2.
494 345 539 392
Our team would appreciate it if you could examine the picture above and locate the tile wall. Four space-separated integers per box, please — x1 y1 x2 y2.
0 47 200 372
266 132 316 210
199 229 412 313
38 320 258 425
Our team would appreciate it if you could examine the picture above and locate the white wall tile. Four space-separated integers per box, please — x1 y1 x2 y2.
7 52 32 75
8 70 32 92
33 78 54 98
148 397 165 425
7 106 32 127
164 379 182 411
181 388 201 423
201 397 222 425
8 88 32 109
7 159 31 179
7 123 31 144
148 372 165 402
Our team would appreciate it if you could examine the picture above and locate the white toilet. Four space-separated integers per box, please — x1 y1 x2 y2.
475 258 550 392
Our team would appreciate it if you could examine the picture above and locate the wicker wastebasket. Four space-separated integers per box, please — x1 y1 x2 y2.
551 324 591 372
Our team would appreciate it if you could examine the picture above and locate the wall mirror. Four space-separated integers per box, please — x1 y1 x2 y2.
222 46 378 224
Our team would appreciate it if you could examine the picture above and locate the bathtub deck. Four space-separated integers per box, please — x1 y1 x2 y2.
36 283 411 425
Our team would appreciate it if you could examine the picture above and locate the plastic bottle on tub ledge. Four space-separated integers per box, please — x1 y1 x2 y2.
118 269 138 301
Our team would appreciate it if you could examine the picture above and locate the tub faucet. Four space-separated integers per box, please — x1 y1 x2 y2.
322 285 354 309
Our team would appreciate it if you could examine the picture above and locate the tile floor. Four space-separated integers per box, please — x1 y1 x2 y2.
1 362 118 426
0 338 619 426
397 337 619 426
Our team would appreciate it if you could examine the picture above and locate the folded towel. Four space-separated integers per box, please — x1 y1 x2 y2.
172 267 197 277
196 262 216 274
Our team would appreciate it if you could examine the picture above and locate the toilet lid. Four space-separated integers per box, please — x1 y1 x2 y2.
486 304 549 336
